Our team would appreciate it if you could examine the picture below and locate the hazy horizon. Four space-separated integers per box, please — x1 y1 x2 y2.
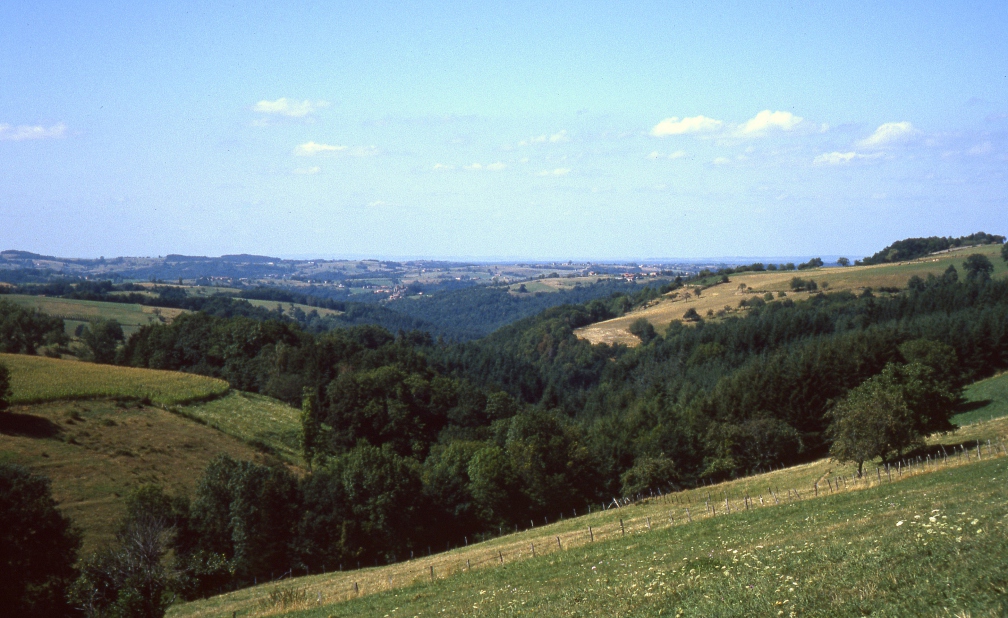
3 1 1006 259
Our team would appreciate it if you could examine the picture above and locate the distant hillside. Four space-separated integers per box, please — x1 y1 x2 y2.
858 231 1004 265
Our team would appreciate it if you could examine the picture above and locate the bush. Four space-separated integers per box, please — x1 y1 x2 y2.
0 464 81 616
0 362 10 412
620 456 678 496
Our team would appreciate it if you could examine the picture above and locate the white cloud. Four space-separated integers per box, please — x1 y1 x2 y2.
367 200 391 208
0 122 66 141
520 130 569 146
712 157 731 165
294 141 347 156
859 121 915 148
462 161 506 171
292 166 320 175
433 163 455 170
651 115 722 136
538 168 571 176
738 110 802 135
254 98 329 118
969 142 993 155
647 150 686 159
813 151 883 165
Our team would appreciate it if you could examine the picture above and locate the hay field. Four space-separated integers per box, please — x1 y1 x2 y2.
1 353 229 406
3 294 185 336
168 416 1008 618
577 244 1007 346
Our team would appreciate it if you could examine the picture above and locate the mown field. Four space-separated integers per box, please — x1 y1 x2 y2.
177 391 303 465
2 293 186 336
168 415 1008 618
577 244 1008 346
1 353 230 406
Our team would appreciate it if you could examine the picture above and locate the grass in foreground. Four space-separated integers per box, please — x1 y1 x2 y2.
2 353 230 406
0 399 281 550
168 417 1008 618
176 391 303 465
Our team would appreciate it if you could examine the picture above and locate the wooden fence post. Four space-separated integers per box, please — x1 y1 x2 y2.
531 543 535 557
589 526 594 542
429 566 434 580
647 517 651 531
686 507 692 522
498 551 503 564
557 536 562 550
620 519 625 536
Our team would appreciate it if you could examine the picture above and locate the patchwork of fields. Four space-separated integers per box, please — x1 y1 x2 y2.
576 244 1008 346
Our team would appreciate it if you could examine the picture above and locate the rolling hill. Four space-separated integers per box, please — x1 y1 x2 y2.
577 243 1007 346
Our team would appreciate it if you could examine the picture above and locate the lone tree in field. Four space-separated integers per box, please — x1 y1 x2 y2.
0 362 11 412
828 376 917 477
683 307 701 322
628 317 657 344
836 257 850 267
962 254 994 283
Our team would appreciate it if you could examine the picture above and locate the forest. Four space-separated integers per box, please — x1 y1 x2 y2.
3 247 1008 609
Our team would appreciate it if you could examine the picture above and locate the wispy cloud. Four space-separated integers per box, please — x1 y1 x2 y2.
461 162 506 171
712 157 731 165
737 110 802 135
0 122 66 141
255 98 329 118
859 121 915 148
433 163 455 170
648 150 686 159
520 130 570 146
292 166 320 175
651 115 722 136
813 151 883 165
294 141 346 156
538 168 571 176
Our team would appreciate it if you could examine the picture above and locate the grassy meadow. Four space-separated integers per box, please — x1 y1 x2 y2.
955 371 1008 426
168 416 1008 618
0 398 281 550
577 244 1008 346
177 391 303 465
2 293 186 336
2 353 230 406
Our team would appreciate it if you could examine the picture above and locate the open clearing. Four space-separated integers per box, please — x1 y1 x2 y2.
0 399 281 551
2 353 230 406
177 391 303 465
955 371 1008 426
168 415 1008 618
577 244 1008 346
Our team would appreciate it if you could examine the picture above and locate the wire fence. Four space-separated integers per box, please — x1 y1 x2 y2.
238 437 1008 616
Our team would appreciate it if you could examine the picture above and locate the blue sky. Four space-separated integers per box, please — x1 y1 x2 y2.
2 1 1006 260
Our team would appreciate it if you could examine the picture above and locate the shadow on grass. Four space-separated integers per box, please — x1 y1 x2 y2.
956 399 992 414
0 411 63 438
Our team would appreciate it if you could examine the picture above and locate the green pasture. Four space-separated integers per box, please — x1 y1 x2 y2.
2 293 183 336
176 390 303 464
1 353 229 406
169 418 1008 618
954 371 1008 426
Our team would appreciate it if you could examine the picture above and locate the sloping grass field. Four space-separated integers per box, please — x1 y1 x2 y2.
955 371 1008 426
2 293 186 336
1 353 230 406
0 398 282 551
577 244 1008 346
176 391 303 465
168 416 1008 618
